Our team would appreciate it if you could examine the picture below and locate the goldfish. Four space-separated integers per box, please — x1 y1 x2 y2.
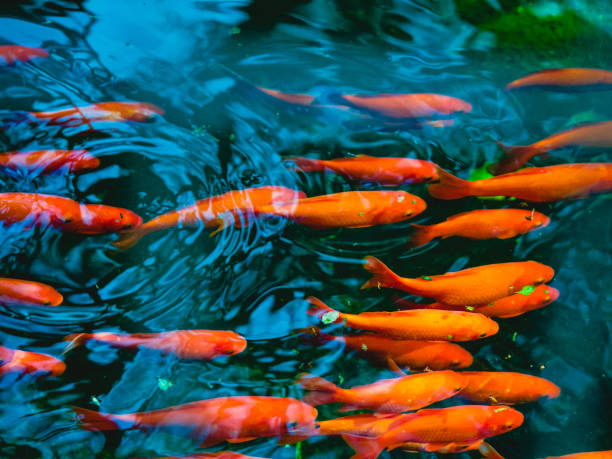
545 451 612 459
28 101 163 126
113 186 305 249
505 68 612 90
407 209 550 248
306 297 498 341
0 278 63 306
237 190 426 230
397 284 559 319
0 149 99 174
489 121 612 175
64 330 246 359
0 45 48 65
73 396 317 447
298 327 473 370
458 371 560 404
343 405 523 459
152 453 269 459
0 193 142 234
256 86 316 106
362 256 554 306
297 371 466 413
285 155 438 186
0 345 65 377
428 164 612 202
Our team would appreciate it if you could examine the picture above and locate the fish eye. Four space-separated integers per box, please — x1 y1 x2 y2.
287 421 298 430
479 332 487 337
504 422 513 429
454 386 462 392
405 211 413 217
524 215 532 221
123 224 134 229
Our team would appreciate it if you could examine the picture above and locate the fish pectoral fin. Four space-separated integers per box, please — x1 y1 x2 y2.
479 441 506 459
386 357 408 376
226 436 258 443
208 217 228 237
496 229 517 239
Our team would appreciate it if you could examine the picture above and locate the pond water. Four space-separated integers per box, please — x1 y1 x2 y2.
0 1 611 458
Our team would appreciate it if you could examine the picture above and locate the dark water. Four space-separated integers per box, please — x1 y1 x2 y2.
0 0 611 458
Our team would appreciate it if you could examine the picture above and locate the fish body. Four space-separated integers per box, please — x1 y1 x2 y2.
306 297 498 341
0 45 48 65
151 452 268 459
297 371 466 412
490 121 612 175
545 452 612 459
285 155 438 185
73 396 317 447
113 186 305 249
0 150 99 174
428 164 612 202
0 278 62 306
0 345 65 377
458 371 560 404
506 68 612 90
408 208 549 248
248 190 426 229
362 256 554 306
64 330 246 359
29 101 163 126
0 193 142 234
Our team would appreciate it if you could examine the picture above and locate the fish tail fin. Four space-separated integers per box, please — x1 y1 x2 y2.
361 256 402 290
343 434 384 459
305 297 342 323
479 442 506 459
488 142 538 175
284 157 325 172
62 333 91 354
72 407 120 431
112 228 145 250
407 224 437 248
296 373 340 406
427 167 472 200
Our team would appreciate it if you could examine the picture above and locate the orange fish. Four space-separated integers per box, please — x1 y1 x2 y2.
545 451 612 459
408 208 550 248
298 326 473 370
362 256 554 306
64 330 246 360
285 155 438 186
239 190 426 230
306 297 498 341
113 186 305 249
151 453 269 459
458 371 560 404
428 164 612 202
489 121 612 175
397 284 559 319
256 86 316 106
0 149 99 174
297 371 466 413
0 45 48 65
505 68 612 90
0 193 142 234
73 396 317 447
0 278 63 306
343 405 523 459
0 345 65 377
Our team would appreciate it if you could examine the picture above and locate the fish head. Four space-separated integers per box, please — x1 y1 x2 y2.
526 261 555 284
11 350 66 377
535 285 559 306
69 150 101 172
382 192 427 223
446 346 474 369
482 406 524 436
447 97 472 114
285 400 318 435
123 102 164 121
79 205 143 234
214 333 247 356
523 210 550 231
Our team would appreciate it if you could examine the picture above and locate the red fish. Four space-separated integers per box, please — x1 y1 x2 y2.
285 155 438 185
256 86 316 106
238 190 426 230
408 208 550 248
306 297 498 341
362 256 554 306
298 327 473 370
489 121 612 175
0 149 99 174
297 371 466 413
505 68 612 90
0 345 65 377
152 453 269 459
397 284 559 319
64 330 246 360
113 186 305 249
0 193 142 234
0 45 48 65
428 164 612 202
0 278 62 306
545 451 612 459
458 371 560 404
73 396 317 447
29 102 163 127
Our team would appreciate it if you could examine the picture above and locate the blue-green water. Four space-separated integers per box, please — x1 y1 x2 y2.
0 1 611 458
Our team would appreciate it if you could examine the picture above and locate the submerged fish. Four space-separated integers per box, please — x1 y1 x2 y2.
458 371 560 404
152 452 270 459
362 256 554 306
407 209 549 248
297 371 466 413
73 396 317 447
545 451 612 459
285 155 438 186
0 345 65 377
256 86 316 106
0 193 142 234
0 149 99 174
28 101 163 126
113 186 305 249
0 278 62 306
64 330 246 360
0 45 48 65
306 297 498 341
506 68 612 90
489 121 612 175
428 164 612 202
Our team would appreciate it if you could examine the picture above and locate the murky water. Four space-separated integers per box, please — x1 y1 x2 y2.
0 1 611 458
